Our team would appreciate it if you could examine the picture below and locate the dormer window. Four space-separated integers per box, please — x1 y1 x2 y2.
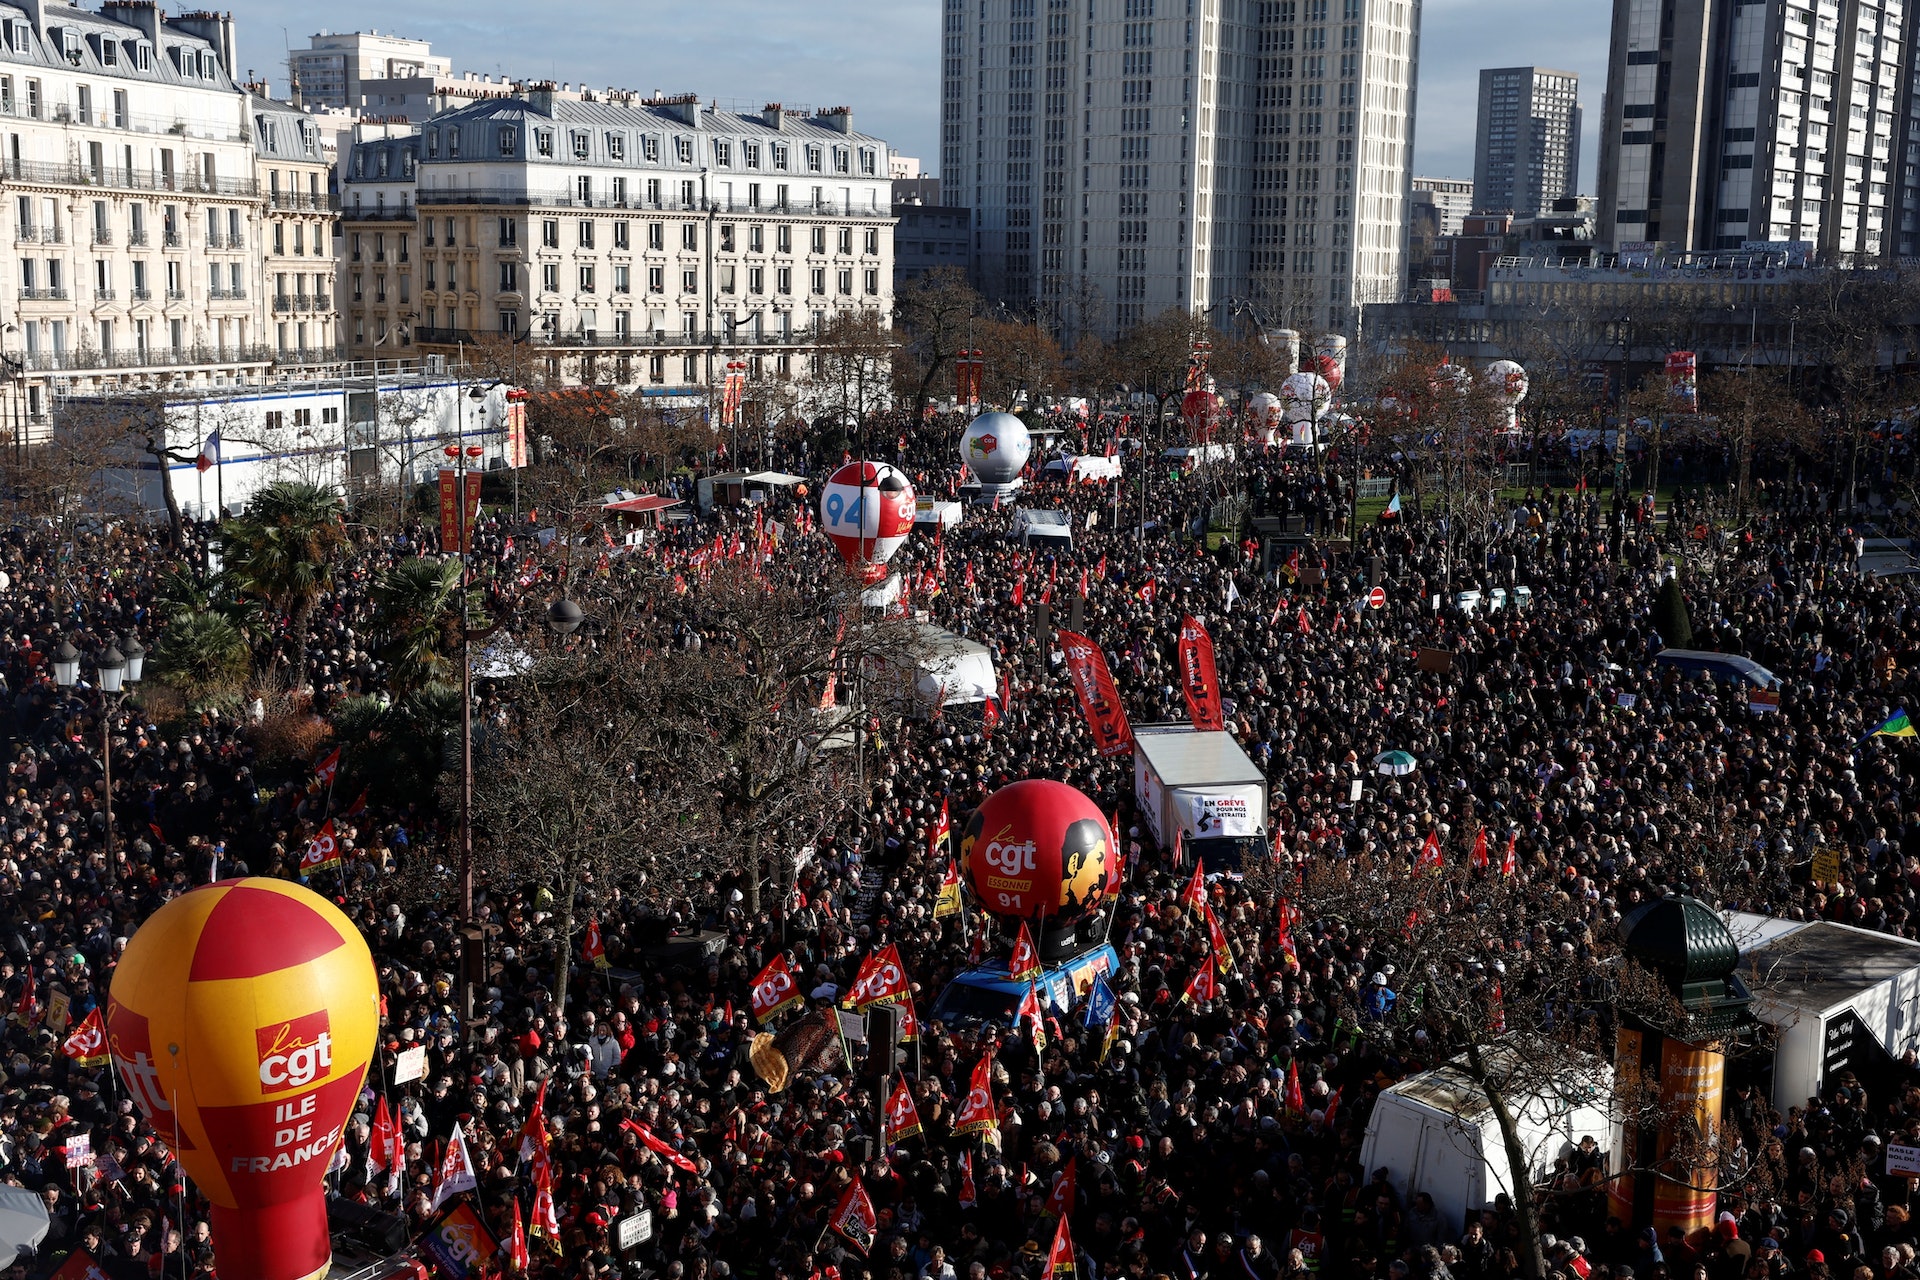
96 36 116 66
771 142 789 170
5 21 26 52
606 132 624 160
377 150 390 178
714 139 732 166
447 128 460 158
426 130 439 158
859 148 876 175
61 31 81 65
675 137 693 163
134 43 150 71
353 152 366 178
642 135 659 162
199 52 215 78
570 131 589 160
805 145 822 172
498 127 516 156
535 129 553 157
743 141 761 168
833 148 849 174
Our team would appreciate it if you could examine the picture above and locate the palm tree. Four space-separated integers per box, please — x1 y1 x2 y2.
151 611 250 711
370 557 469 695
222 481 347 691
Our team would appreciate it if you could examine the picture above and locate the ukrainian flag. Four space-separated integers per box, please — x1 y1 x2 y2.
1866 709 1917 741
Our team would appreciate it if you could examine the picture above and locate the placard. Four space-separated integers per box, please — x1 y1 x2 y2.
1811 847 1843 885
615 1209 655 1250
393 1044 428 1085
64 1132 92 1167
1886 1143 1920 1176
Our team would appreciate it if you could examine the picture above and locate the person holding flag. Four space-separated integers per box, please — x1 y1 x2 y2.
1016 981 1047 1054
1082 975 1120 1063
829 1179 879 1255
934 858 964 919
883 1075 923 1145
749 954 804 1024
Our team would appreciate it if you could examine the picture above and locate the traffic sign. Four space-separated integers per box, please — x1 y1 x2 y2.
1367 587 1387 609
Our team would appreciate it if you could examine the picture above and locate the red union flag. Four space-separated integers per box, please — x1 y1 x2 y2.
845 943 910 1011
1057 629 1133 757
934 859 963 920
1009 921 1042 984
831 1179 879 1255
1180 955 1218 1005
299 819 340 874
62 1007 109 1067
952 1054 998 1138
749 955 802 1024
1046 1155 1078 1220
581 917 609 970
1176 616 1225 731
883 1075 922 1144
313 747 341 786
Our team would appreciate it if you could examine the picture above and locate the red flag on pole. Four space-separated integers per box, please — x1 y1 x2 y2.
1009 922 1042 983
1470 827 1489 870
621 1119 701 1174
1179 956 1217 1005
1046 1212 1077 1277
884 1075 923 1144
61 1008 109 1066
1285 1060 1305 1113
1176 616 1225 731
1501 830 1518 875
1179 859 1206 917
507 1199 530 1270
1058 629 1134 757
1416 830 1443 873
299 819 341 875
749 955 803 1024
582 916 609 970
830 1180 879 1255
952 1055 998 1137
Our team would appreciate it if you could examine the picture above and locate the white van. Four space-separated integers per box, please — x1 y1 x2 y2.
1359 1043 1613 1237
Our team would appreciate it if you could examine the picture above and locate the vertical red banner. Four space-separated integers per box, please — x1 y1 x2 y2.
1177 616 1225 731
1057 629 1134 757
437 469 459 551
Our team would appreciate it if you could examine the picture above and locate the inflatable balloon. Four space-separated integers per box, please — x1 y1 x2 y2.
1429 363 1472 397
1485 359 1529 432
820 460 915 585
960 412 1032 498
961 779 1120 925
1248 392 1283 428
1262 329 1301 378
1314 335 1348 390
1279 372 1331 426
108 879 378 1280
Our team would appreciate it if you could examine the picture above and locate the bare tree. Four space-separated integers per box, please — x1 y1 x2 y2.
894 267 983 423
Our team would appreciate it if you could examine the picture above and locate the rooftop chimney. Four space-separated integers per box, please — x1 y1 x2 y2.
815 106 853 134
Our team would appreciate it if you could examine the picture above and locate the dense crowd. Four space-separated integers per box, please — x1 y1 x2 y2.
3 420 1920 1280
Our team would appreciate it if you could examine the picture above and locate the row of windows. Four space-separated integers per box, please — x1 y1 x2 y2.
425 123 879 177
16 255 247 297
495 262 883 297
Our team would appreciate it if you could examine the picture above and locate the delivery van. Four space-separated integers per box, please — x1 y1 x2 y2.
1133 724 1269 872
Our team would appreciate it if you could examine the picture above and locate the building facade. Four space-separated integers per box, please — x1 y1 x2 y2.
338 128 420 359
1596 0 1907 259
1411 175 1472 235
362 91 898 396
895 200 972 288
1472 66 1579 217
289 30 448 111
252 93 338 363
0 0 276 435
941 0 1420 340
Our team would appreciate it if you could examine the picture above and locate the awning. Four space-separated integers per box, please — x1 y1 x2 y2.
602 494 683 515
740 471 807 486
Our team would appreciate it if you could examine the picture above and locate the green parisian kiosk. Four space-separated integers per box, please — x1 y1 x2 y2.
1610 896 1754 1238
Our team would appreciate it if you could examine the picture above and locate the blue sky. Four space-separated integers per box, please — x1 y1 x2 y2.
229 0 1609 192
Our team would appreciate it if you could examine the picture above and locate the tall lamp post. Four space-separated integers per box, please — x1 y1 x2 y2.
52 635 142 865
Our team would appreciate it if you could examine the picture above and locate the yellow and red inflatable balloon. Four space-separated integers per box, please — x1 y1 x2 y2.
108 879 378 1280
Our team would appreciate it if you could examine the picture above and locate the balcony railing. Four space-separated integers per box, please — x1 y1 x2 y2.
94 288 116 301
0 98 252 145
128 229 148 246
92 228 112 245
19 287 69 301
273 294 292 313
315 294 332 312
20 343 275 373
130 287 151 302
413 187 889 217
0 158 260 198
40 227 65 244
163 231 182 248
13 227 35 243
414 325 815 349
165 288 186 301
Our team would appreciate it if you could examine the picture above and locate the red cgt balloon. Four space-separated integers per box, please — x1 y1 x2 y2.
960 779 1121 925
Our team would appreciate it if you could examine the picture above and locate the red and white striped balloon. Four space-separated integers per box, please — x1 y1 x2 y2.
820 460 916 584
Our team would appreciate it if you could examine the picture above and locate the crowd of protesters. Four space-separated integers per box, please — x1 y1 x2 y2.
2 413 1920 1280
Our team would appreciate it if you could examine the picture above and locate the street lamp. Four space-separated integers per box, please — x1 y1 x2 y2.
51 640 79 689
92 636 140 865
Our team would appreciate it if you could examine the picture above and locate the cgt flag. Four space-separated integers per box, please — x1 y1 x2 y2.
1017 982 1047 1052
1057 629 1134 757
1046 1212 1078 1278
934 858 964 919
952 1054 998 1138
884 1074 923 1144
749 955 803 1024
830 1179 879 1255
581 917 609 970
621 1119 701 1174
418 1200 500 1280
844 943 911 1011
299 819 341 875
1176 616 1225 731
62 1007 110 1067
1009 922 1042 984
432 1123 479 1209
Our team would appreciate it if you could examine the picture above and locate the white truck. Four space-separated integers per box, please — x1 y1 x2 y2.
1132 725 1269 872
